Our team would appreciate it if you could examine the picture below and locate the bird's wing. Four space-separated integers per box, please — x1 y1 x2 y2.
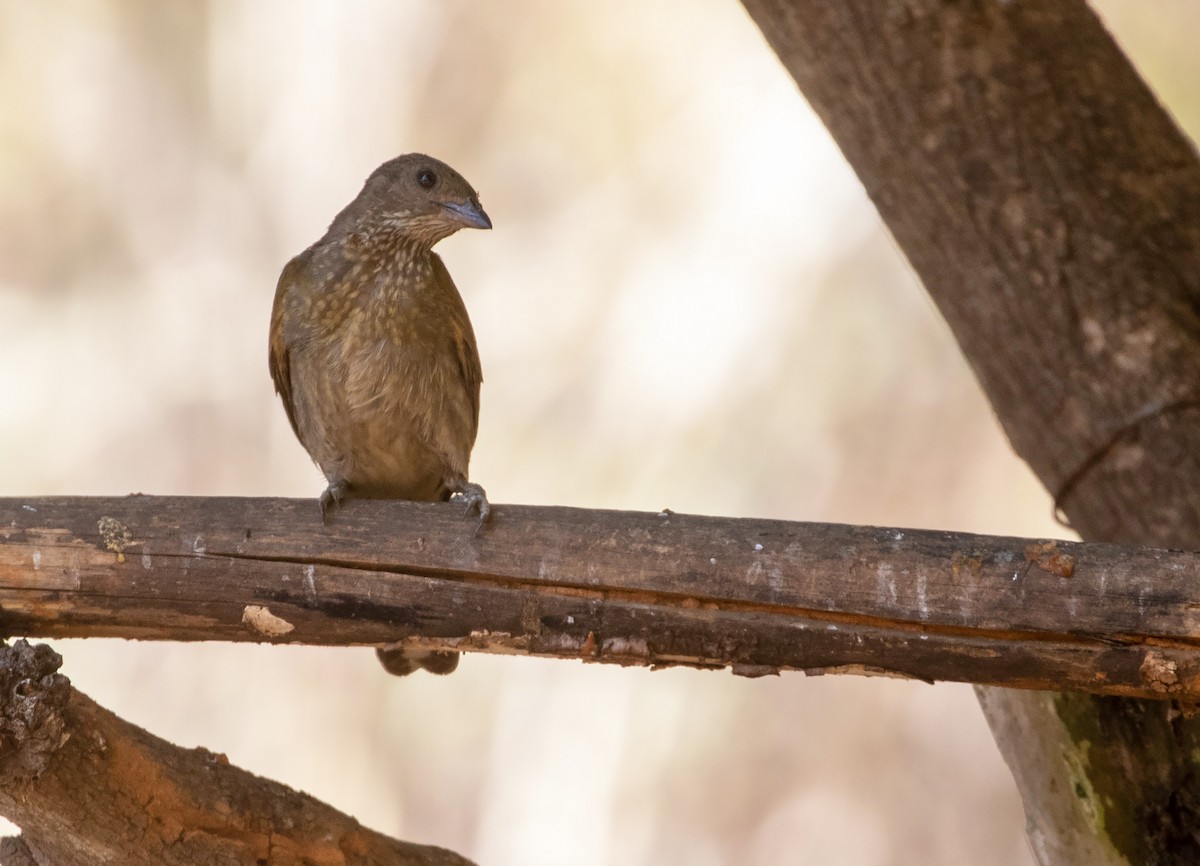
430 253 483 433
268 250 315 441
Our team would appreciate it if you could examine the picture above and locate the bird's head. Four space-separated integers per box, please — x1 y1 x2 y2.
336 153 491 247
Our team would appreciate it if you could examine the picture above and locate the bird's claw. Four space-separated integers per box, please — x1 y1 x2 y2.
451 482 491 536
319 481 350 525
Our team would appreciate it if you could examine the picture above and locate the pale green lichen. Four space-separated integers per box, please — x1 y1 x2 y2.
97 516 132 563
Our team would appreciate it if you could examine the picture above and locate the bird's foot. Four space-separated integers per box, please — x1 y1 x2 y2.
451 482 491 535
319 480 350 525
376 645 460 677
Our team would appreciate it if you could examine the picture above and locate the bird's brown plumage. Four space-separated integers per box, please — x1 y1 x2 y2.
270 153 491 675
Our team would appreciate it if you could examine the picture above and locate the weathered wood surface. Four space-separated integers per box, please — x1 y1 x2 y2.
0 640 475 866
2 495 1199 699
738 0 1200 862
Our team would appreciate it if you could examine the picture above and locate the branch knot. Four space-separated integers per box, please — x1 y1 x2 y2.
0 640 71 784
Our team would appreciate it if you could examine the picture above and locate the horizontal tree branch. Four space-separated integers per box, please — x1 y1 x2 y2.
0 639 475 866
1 496 1198 699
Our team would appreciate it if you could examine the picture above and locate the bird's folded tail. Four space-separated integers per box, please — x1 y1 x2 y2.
376 645 460 677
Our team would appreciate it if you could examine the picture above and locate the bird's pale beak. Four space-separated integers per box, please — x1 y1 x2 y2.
442 198 492 230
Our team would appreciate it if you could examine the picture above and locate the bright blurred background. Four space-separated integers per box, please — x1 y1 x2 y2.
1 2 1195 864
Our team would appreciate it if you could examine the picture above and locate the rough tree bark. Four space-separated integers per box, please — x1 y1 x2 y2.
739 0 1200 863
4 496 1200 699
0 640 475 866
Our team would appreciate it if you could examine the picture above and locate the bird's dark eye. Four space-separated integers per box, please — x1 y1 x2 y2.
417 169 437 189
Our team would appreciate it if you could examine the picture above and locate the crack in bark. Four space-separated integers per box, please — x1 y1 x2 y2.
210 548 1166 651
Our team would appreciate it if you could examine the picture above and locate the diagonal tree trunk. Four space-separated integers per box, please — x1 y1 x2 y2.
738 1 1200 862
0 640 476 866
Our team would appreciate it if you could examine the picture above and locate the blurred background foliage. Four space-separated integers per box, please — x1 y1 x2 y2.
1 2 1196 864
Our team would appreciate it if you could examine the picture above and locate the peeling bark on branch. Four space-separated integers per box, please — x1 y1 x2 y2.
738 0 1200 862
0 640 475 866
2 496 1200 700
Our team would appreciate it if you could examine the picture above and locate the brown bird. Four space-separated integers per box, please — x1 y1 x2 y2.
269 153 491 676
